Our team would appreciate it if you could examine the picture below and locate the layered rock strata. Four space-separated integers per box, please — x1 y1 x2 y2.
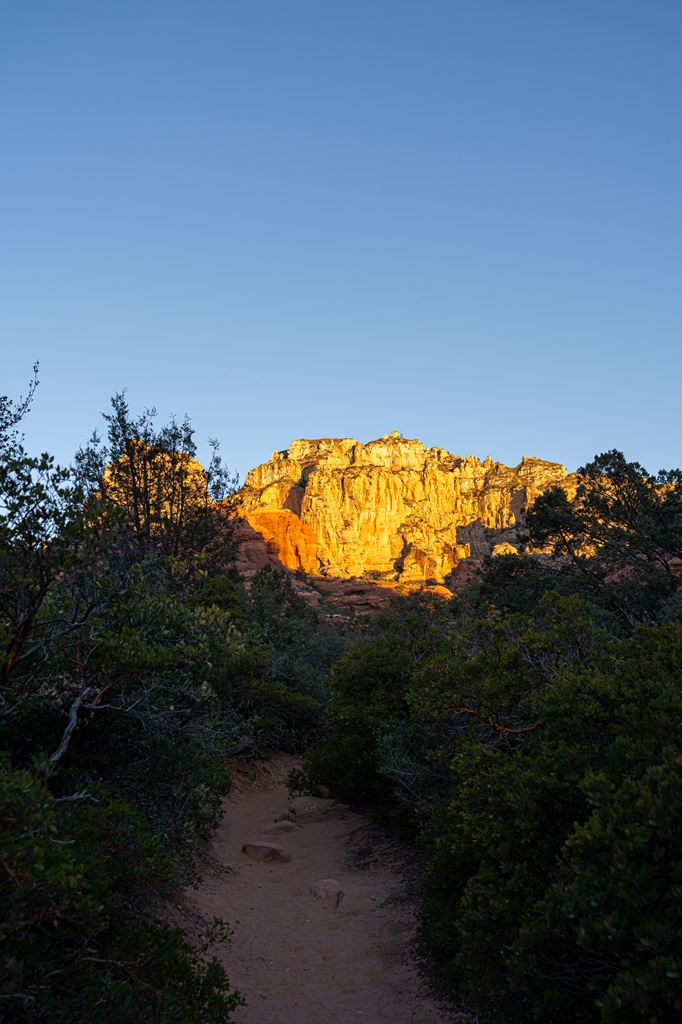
236 431 570 587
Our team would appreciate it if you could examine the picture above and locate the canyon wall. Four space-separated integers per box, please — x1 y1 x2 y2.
236 431 571 587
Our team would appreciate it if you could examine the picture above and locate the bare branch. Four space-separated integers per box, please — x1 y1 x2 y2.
40 686 92 778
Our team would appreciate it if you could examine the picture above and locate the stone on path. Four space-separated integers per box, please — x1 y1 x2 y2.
311 878 343 902
288 796 350 821
260 820 299 835
242 841 292 863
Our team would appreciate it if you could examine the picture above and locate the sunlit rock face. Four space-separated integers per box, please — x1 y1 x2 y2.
237 431 570 586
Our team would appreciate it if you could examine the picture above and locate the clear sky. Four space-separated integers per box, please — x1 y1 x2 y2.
2 1 681 483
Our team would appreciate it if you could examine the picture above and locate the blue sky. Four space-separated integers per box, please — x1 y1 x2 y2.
2 1 680 483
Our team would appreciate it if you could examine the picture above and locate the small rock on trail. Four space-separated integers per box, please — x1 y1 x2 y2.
241 841 292 863
311 878 343 902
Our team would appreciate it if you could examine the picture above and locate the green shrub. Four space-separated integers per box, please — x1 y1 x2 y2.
420 621 682 1021
511 750 682 1022
0 758 244 1022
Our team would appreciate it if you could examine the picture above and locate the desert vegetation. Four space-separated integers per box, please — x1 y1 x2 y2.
2 373 680 1021
0 378 347 1021
300 451 682 1022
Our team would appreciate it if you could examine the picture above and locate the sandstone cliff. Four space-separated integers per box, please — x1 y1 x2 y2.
236 431 571 587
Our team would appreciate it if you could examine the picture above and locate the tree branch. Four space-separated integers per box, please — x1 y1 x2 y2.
40 686 92 778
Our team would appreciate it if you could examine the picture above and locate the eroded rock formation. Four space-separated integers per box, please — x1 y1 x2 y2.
236 431 571 587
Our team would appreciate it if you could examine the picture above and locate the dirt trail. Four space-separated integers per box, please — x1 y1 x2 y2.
184 754 464 1024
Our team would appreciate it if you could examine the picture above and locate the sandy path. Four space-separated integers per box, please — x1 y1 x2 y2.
184 754 463 1024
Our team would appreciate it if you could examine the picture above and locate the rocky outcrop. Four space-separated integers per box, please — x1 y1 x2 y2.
236 431 572 587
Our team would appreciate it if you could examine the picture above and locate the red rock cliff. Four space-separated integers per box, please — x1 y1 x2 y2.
236 431 572 586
